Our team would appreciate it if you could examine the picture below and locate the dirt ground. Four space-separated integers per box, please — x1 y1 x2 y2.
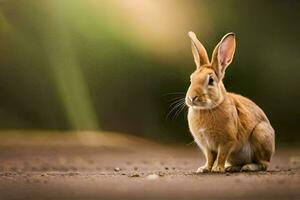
0 131 299 200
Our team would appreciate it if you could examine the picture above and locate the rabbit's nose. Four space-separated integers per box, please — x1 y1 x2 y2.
189 96 199 103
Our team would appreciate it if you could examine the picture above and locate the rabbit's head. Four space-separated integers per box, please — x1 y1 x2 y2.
186 32 236 110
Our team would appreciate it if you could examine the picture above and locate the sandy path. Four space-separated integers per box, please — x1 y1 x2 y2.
0 132 299 200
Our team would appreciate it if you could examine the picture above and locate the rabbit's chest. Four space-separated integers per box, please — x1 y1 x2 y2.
188 109 231 150
192 127 218 150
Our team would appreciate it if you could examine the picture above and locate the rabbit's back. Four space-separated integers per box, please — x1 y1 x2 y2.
228 92 269 124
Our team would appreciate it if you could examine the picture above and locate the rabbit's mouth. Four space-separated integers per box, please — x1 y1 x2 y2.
186 98 213 110
192 103 212 110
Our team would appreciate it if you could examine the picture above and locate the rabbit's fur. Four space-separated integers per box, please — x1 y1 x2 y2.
186 32 275 173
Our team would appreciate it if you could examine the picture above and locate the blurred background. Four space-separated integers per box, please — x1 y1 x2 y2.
0 0 299 145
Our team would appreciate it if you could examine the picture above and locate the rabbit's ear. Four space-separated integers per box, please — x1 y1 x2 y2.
211 33 236 79
188 31 209 68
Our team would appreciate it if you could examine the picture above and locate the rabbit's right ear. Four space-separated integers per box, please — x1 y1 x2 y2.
188 32 209 68
211 33 236 79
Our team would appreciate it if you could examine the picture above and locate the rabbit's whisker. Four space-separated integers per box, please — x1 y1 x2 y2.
166 97 186 120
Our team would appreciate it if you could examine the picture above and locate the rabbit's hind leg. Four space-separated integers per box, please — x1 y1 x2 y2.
226 142 252 172
225 165 242 172
240 163 266 172
247 121 275 171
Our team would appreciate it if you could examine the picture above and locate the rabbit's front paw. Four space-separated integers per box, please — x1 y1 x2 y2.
212 166 225 173
196 165 211 173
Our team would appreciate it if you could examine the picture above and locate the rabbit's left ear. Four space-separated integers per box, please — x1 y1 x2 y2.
211 33 236 79
188 31 209 68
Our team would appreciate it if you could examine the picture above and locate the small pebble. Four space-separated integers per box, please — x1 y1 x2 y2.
114 167 121 172
158 172 164 177
164 167 169 170
130 173 140 177
147 174 159 180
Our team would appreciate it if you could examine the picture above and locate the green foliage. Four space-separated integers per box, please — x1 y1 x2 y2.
0 0 299 144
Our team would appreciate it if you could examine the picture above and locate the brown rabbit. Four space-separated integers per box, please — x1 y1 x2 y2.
186 31 275 173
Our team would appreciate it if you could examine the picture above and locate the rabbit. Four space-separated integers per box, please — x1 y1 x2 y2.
186 31 275 173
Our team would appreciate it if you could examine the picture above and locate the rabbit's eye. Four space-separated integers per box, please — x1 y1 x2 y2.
208 76 214 86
